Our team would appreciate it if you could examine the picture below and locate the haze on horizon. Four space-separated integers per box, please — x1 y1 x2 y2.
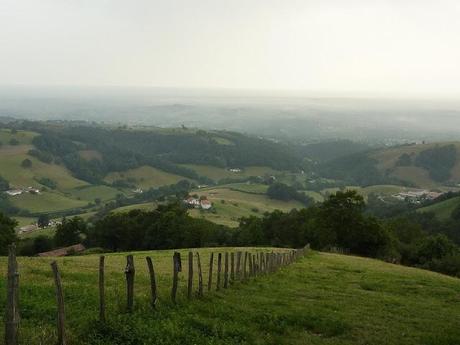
1 0 460 98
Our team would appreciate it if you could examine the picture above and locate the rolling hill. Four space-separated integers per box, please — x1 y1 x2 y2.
417 196 460 220
1 249 458 345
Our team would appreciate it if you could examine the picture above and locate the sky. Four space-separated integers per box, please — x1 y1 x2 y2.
1 0 460 97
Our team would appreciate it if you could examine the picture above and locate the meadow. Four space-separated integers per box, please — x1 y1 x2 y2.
0 249 459 345
417 196 460 220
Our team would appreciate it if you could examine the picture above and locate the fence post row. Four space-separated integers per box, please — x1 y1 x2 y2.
5 244 19 345
146 256 157 308
171 252 181 303
2 246 310 344
51 261 66 345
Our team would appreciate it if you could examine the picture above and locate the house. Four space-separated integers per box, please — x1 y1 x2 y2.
38 244 86 257
6 189 22 196
184 197 200 208
27 187 41 194
200 199 212 210
228 168 242 173
133 188 143 194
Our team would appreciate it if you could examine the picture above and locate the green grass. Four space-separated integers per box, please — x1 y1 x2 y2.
0 250 459 345
111 202 157 213
0 144 88 190
19 227 56 239
188 187 304 227
182 165 279 182
225 182 269 194
104 166 188 189
417 196 460 220
0 128 38 145
9 191 88 213
71 185 124 202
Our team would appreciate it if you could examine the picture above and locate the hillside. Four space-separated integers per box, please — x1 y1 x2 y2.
1 249 459 345
317 141 460 189
418 196 460 220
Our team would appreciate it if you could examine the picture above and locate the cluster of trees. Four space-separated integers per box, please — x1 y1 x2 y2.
0 176 9 191
415 144 457 182
28 125 302 185
267 182 313 206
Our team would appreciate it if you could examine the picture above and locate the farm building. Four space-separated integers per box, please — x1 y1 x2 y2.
6 189 23 196
200 199 212 210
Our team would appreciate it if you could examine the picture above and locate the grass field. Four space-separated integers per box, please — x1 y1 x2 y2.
71 185 124 202
370 141 460 188
417 196 460 220
111 202 157 214
182 165 279 182
0 144 88 190
0 249 459 345
0 128 38 145
188 187 304 227
105 166 187 189
9 191 88 213
225 182 269 194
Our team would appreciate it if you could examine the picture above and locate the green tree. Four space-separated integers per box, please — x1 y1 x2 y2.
54 217 86 246
0 212 18 255
37 214 50 228
21 158 32 168
0 176 9 191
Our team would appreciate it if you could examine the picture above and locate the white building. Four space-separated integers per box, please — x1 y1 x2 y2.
6 189 22 196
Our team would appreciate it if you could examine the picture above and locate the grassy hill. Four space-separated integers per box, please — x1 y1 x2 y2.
1 249 459 345
370 142 460 188
188 187 304 227
181 164 278 182
104 166 189 189
417 196 460 220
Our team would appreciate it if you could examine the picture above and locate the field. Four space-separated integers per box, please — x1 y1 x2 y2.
104 166 187 189
181 165 278 182
111 202 157 214
370 142 460 188
0 144 88 190
0 249 459 345
9 191 88 213
70 185 124 202
0 128 38 145
417 196 460 220
189 187 304 227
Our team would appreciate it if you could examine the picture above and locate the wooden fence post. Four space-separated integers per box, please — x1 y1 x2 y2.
5 244 19 345
216 253 222 290
196 252 203 297
230 252 235 282
146 257 157 308
207 252 214 292
171 252 181 303
187 251 193 299
224 252 229 288
99 256 105 322
51 261 66 345
125 255 135 312
236 252 241 279
248 253 253 278
243 252 248 280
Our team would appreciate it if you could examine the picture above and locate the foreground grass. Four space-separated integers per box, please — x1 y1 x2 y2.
0 250 459 344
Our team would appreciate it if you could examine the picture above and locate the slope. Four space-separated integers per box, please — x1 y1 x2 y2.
0 249 458 345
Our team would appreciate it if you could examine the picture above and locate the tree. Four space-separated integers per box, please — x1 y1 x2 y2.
0 212 17 255
0 175 9 192
37 214 50 228
9 138 19 146
21 158 32 168
54 217 86 246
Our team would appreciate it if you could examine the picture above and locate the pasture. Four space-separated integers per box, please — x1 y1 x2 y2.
0 249 459 345
104 166 187 189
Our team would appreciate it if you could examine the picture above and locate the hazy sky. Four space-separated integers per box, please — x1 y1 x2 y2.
1 0 460 96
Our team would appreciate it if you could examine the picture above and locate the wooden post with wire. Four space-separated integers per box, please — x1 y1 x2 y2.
5 244 20 345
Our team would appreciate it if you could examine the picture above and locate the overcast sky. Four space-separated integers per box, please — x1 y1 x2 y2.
1 0 460 96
